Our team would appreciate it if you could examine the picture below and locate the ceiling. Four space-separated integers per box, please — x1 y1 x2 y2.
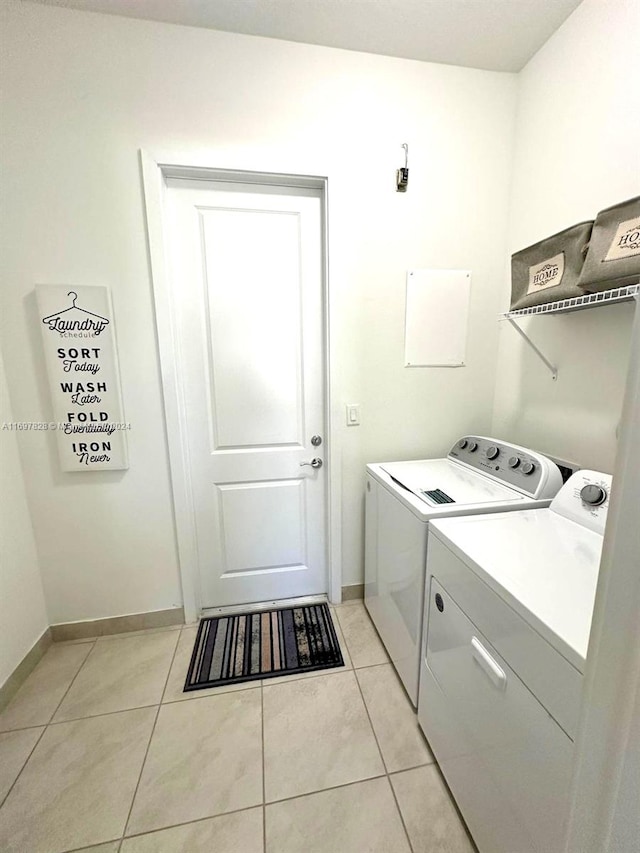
30 0 584 72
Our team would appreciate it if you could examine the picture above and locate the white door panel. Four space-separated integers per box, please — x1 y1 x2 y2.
216 480 305 572
201 206 303 449
166 181 326 608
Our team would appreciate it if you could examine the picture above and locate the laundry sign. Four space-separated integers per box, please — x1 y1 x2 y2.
36 285 129 471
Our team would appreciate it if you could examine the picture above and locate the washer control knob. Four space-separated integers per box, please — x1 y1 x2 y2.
580 484 607 506
508 456 521 469
468 441 478 452
458 439 468 450
521 462 536 475
486 445 500 460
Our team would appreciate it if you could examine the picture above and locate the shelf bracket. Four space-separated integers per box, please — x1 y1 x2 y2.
507 318 558 380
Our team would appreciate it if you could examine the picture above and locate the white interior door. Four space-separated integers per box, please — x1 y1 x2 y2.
165 179 327 609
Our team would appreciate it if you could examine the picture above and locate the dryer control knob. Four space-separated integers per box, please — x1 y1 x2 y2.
486 445 500 460
468 441 478 452
580 484 607 506
508 456 521 469
458 439 468 449
521 462 536 475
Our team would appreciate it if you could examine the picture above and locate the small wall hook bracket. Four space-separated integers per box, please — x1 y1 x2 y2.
396 143 409 192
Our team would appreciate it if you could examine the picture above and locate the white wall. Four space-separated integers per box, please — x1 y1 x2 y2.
0 0 517 616
564 293 640 852
491 0 640 473
0 348 49 688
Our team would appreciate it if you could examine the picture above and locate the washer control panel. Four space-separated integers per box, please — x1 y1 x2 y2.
448 436 563 499
550 470 613 535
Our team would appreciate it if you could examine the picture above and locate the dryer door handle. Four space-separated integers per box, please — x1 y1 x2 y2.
471 637 507 691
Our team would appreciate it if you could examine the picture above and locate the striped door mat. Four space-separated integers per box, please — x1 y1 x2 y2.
184 602 344 691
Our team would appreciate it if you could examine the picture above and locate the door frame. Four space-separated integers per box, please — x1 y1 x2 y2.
139 150 341 622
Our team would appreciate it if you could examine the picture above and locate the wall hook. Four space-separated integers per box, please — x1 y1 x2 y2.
396 143 409 192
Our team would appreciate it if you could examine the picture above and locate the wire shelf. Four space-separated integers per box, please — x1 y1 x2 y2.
499 284 639 320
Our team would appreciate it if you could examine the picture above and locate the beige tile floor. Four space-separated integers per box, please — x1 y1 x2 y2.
0 602 476 853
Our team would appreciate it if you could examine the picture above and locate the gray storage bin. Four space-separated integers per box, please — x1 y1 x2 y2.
510 221 593 311
577 196 640 293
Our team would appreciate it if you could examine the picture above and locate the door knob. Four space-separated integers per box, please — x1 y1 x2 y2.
300 457 323 469
311 435 322 446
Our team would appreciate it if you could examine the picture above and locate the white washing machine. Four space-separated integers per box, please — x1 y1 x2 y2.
418 469 612 853
364 435 564 706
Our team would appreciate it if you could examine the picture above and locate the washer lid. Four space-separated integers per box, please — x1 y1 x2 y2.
381 459 527 507
430 509 604 671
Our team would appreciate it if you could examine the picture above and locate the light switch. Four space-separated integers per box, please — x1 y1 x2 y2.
346 404 360 426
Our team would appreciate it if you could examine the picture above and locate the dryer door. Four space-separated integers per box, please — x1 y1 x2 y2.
423 577 572 853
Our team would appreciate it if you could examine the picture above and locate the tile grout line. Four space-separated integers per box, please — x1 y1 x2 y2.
386 759 435 776
116 626 183 851
264 770 387 808
161 684 261 705
92 625 183 644
0 725 47 811
353 660 393 672
333 604 390 672
48 639 99 721
0 639 98 813
108 804 265 847
117 701 160 851
66 775 428 850
0 721 51 735
351 643 416 853
72 778 401 850
351 668 390 776
347 654 420 849
387 774 417 853
64 838 121 853
41 701 165 728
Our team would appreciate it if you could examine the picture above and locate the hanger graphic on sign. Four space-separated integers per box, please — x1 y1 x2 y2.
42 291 110 335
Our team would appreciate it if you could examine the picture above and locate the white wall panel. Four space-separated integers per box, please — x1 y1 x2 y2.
0 348 49 687
0 0 516 616
491 0 639 473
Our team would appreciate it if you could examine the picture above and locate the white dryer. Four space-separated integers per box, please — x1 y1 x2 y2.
364 436 564 705
418 469 612 853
